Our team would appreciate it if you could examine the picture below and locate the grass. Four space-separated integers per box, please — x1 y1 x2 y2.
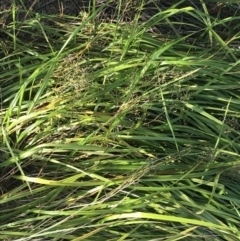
1 0 240 240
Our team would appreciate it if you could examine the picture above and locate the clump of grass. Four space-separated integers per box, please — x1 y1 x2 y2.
1 0 240 240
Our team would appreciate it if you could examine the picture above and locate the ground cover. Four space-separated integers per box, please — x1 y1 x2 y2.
1 0 240 240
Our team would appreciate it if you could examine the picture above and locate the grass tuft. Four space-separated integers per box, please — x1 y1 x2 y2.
1 1 240 240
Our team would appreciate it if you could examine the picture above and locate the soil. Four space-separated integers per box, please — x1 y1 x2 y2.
0 1 218 24
1 1 240 42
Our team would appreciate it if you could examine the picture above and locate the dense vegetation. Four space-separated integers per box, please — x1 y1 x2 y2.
1 0 240 240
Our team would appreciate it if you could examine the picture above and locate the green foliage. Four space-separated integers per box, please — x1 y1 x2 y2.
1 0 240 240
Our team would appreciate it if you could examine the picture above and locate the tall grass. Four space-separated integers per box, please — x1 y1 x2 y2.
1 0 240 240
